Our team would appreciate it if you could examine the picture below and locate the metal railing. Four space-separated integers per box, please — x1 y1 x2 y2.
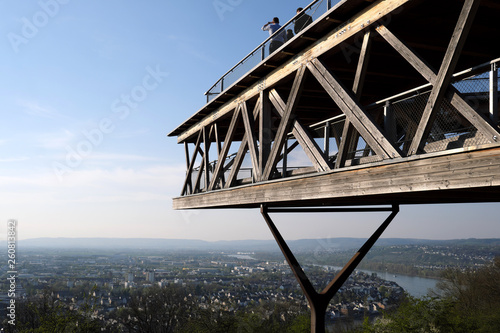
309 58 500 162
204 0 339 103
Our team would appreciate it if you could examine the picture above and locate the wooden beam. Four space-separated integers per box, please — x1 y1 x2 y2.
336 30 373 168
173 146 500 210
375 25 435 83
208 106 241 191
241 102 260 181
330 119 342 150
353 30 372 98
181 130 202 195
263 66 308 180
183 142 192 194
269 89 332 172
307 58 401 159
225 102 262 188
225 139 249 189
213 123 226 186
446 90 500 142
193 149 206 193
279 140 300 165
194 125 216 193
203 126 210 191
259 92 272 175
376 24 500 148
408 0 481 155
335 119 355 169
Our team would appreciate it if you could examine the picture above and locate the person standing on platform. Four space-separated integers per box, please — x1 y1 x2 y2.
294 7 313 34
262 17 286 55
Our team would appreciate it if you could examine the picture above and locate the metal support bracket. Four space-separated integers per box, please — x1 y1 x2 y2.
490 63 499 124
260 204 400 333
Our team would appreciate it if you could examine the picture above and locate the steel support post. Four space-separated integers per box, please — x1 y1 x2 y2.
384 101 396 143
324 122 330 158
282 139 288 178
490 63 498 124
260 204 399 333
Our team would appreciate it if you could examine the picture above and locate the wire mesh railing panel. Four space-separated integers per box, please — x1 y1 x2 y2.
346 133 381 165
391 92 429 155
424 98 489 153
423 71 493 153
453 72 490 95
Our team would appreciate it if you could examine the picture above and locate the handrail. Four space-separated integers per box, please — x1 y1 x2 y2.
204 0 328 102
308 57 500 131
366 57 500 109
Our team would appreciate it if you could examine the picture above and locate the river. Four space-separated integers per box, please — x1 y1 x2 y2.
324 265 439 297
227 254 440 297
359 269 439 297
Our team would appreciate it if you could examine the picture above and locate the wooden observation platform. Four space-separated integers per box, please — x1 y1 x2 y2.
170 0 500 210
169 0 500 331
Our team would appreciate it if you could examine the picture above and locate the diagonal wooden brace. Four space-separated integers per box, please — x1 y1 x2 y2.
376 21 500 153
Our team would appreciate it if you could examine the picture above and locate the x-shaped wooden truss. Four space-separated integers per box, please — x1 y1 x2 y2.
181 0 499 197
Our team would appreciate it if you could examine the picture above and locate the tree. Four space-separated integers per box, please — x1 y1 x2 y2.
117 285 196 333
359 257 500 333
1 287 107 333
435 257 500 332
180 308 238 333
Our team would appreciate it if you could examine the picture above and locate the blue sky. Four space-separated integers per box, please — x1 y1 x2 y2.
1 0 499 242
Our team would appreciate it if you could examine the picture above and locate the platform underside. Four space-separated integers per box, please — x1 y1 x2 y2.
173 146 500 209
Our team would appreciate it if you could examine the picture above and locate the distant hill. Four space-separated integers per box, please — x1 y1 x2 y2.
2 237 499 252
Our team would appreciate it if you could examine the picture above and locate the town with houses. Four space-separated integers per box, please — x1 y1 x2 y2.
0 247 406 328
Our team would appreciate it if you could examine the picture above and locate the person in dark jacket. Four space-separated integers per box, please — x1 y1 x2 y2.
294 7 313 34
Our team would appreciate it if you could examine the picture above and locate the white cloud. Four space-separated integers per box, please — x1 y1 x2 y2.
0 164 185 205
0 162 187 239
18 100 69 121
85 153 163 162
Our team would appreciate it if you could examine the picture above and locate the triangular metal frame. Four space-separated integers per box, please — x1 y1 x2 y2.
261 204 399 333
